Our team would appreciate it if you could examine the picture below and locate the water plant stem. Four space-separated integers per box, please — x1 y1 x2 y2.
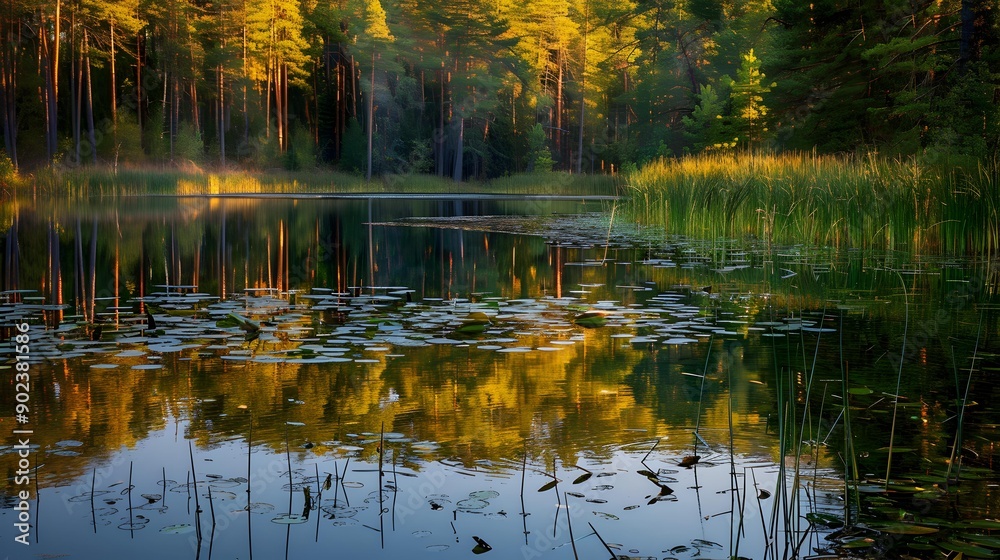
188 442 202 542
564 492 580 560
588 522 617 560
946 310 984 487
693 333 715 455
885 269 909 490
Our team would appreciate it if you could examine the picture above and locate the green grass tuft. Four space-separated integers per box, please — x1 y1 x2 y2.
623 152 999 256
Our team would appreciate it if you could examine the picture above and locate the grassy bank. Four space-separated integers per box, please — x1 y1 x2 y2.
624 153 1000 255
17 166 622 198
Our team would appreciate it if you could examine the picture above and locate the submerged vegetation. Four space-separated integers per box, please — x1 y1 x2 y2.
624 152 1000 256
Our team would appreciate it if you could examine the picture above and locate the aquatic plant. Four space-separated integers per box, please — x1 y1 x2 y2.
624 152 999 257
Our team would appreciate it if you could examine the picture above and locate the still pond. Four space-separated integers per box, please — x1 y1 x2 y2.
2 195 1000 559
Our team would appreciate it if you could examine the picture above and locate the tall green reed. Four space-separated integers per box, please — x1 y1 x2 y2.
625 152 998 256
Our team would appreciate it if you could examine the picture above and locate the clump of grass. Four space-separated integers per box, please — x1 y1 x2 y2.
624 152 998 256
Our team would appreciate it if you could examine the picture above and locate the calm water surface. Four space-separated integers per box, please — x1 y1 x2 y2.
2 195 1000 559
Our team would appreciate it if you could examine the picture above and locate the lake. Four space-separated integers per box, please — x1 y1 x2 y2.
2 194 1000 559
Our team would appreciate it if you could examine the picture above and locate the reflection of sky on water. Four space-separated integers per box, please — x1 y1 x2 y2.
3 414 842 560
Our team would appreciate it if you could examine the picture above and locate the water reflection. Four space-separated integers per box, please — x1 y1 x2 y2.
1 196 1000 559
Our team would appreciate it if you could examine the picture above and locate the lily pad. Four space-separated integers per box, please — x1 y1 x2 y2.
271 514 309 525
160 524 196 534
870 522 939 535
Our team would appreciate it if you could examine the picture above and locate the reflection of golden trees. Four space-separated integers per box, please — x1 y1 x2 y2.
3 197 995 500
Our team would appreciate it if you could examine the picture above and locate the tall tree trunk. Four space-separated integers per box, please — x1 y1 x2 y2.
173 74 180 158
282 63 288 151
274 62 283 150
191 80 199 133
334 53 341 158
162 69 170 159
452 114 463 182
555 48 563 165
218 64 226 165
436 65 445 176
74 32 82 164
366 52 375 181
577 1 588 175
110 16 117 132
265 54 272 140
50 1 60 159
136 17 142 136
241 3 249 145
350 54 357 119
40 24 56 160
1 17 18 166
84 31 96 165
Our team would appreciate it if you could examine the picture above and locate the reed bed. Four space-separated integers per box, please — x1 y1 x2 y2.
625 152 1000 256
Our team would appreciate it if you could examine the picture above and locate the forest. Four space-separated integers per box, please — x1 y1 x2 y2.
0 0 996 181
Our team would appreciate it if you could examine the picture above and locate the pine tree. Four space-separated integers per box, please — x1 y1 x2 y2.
682 84 733 152
728 49 771 149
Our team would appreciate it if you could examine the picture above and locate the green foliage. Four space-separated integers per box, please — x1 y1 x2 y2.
527 124 553 172
284 126 316 171
174 123 205 164
339 119 366 174
101 112 145 164
363 0 393 42
682 84 734 153
926 62 1000 160
0 0 997 179
0 151 18 188
727 49 772 148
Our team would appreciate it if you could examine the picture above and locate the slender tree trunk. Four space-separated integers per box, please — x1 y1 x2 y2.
50 1 60 159
350 54 357 119
172 75 180 159
274 62 283 150
191 80 199 133
436 65 445 176
265 53 272 140
577 1 588 174
334 53 341 158
282 63 288 150
40 22 57 160
1 17 18 166
110 16 117 132
162 69 170 159
452 113 463 182
311 59 318 143
555 48 563 165
53 0 60 99
74 33 82 164
218 64 226 165
241 2 249 145
84 31 96 165
136 16 142 136
366 52 375 181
